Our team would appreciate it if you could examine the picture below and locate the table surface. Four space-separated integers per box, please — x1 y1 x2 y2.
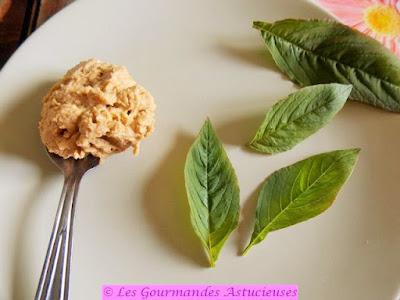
0 0 73 68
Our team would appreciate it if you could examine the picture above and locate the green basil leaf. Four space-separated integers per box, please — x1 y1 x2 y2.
249 83 351 154
184 118 240 266
243 148 360 255
254 19 400 112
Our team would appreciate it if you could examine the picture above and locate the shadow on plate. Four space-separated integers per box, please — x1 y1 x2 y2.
317 101 400 297
216 42 280 72
0 81 56 177
216 112 267 157
142 132 209 267
0 81 57 300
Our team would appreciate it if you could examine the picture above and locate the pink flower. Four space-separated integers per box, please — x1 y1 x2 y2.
315 0 400 57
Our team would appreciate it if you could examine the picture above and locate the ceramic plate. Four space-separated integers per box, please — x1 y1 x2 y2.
0 0 399 299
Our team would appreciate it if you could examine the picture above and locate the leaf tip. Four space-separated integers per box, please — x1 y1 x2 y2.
338 83 353 97
253 20 261 28
253 21 269 30
342 147 361 155
201 117 213 133
323 83 353 100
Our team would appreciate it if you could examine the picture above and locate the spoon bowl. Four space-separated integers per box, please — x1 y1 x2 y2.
46 150 100 176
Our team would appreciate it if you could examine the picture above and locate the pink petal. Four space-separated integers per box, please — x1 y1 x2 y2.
378 36 400 58
395 0 400 12
353 22 368 32
366 30 378 39
390 39 396 51
379 0 400 5
391 37 400 57
340 13 366 26
315 0 372 26
315 0 373 11
316 0 400 58
377 0 400 7
365 28 375 36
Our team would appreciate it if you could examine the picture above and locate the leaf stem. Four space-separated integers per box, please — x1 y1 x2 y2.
209 259 215 268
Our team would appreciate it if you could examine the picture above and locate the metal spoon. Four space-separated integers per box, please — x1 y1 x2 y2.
35 151 99 300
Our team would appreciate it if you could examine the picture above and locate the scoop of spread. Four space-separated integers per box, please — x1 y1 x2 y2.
39 59 156 160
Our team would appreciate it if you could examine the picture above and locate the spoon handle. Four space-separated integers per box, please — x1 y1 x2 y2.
35 173 82 300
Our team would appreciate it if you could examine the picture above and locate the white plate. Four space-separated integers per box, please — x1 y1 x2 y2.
0 0 399 299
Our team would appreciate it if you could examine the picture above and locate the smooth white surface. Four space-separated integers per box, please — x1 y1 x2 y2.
0 0 399 299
